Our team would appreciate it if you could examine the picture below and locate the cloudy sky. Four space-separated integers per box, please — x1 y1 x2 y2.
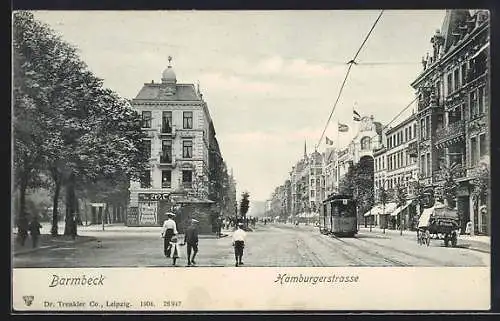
32 10 446 203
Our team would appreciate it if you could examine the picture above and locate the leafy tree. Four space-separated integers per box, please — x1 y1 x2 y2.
378 182 389 231
13 12 149 237
239 191 250 226
440 163 460 208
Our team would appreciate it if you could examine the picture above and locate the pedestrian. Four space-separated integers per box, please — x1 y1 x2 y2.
182 218 199 266
71 213 78 240
170 236 181 266
161 213 178 258
28 215 42 248
18 215 29 246
232 222 247 267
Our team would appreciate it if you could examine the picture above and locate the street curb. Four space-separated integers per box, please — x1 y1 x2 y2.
13 236 97 257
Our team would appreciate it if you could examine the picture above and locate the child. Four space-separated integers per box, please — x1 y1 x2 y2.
170 236 181 266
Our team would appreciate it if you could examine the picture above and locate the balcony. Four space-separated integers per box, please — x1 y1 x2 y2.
159 154 174 166
158 125 176 137
435 121 465 147
407 141 418 157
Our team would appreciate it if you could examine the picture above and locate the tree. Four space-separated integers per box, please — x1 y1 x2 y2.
395 183 407 233
378 182 389 232
13 12 150 237
440 162 460 209
239 192 250 227
470 156 490 234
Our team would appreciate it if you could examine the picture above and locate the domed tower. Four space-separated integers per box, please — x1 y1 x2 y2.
160 56 177 96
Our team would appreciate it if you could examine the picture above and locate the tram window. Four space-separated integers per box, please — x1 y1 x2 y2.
331 201 355 217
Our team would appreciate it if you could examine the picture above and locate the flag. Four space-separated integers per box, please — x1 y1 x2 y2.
325 137 334 145
338 123 349 132
353 109 361 121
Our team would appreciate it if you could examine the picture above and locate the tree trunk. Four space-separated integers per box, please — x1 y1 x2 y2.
64 172 77 236
18 175 29 234
51 178 61 236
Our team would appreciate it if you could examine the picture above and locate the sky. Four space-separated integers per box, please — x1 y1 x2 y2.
31 10 446 204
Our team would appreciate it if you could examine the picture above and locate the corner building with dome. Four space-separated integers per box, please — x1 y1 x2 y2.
126 59 224 233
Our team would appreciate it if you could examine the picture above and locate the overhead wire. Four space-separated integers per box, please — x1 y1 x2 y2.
316 10 384 150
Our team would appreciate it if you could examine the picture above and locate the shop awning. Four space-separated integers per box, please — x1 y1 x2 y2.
364 205 381 217
379 202 398 215
391 200 413 217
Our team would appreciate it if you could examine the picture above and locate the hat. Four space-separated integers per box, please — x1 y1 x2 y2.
167 212 176 217
238 222 244 226
192 219 199 223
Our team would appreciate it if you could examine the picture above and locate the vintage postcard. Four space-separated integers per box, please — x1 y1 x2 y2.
11 9 491 312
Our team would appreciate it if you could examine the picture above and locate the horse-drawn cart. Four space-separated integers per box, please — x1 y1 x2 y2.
417 202 460 247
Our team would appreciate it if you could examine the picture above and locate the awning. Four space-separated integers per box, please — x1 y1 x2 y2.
379 202 398 215
391 200 413 217
418 207 434 228
470 42 489 60
364 205 381 217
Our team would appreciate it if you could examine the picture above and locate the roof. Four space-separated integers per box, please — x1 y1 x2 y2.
133 83 200 101
441 10 472 53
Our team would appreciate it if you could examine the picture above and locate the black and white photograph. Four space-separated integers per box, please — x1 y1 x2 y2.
11 9 491 311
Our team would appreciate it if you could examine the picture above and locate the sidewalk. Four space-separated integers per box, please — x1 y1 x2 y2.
12 234 96 256
358 226 490 253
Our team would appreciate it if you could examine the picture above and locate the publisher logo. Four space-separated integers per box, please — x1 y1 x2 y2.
23 295 34 306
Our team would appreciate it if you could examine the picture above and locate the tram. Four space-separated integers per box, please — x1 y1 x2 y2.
321 194 357 237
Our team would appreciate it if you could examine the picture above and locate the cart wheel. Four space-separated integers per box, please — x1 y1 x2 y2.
425 230 430 246
444 234 449 247
451 232 457 247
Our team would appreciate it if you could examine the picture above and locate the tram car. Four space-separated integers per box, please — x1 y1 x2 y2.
320 194 357 237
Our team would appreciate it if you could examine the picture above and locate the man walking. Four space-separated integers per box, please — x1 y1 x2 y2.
183 218 199 266
232 222 247 267
28 215 42 248
161 213 178 258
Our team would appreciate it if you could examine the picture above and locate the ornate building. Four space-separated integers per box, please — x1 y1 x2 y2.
127 58 227 233
411 10 490 235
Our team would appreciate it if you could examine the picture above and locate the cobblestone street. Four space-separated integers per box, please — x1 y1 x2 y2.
13 223 489 268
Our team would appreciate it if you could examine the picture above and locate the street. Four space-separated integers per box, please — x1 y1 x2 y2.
13 223 489 268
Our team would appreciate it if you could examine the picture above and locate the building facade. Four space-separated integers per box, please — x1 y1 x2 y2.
411 9 490 235
127 60 226 232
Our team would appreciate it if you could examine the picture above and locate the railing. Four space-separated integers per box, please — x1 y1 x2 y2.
435 120 465 143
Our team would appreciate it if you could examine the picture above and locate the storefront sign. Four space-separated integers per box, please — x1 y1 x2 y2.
139 202 158 225
138 193 170 202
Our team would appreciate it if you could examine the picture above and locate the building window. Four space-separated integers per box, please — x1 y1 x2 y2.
447 72 453 95
426 116 431 139
478 86 485 115
479 134 487 158
140 170 151 188
405 128 408 142
162 170 172 188
454 68 460 91
361 137 371 150
183 111 193 129
141 111 152 128
161 140 172 163
436 80 441 101
414 124 417 138
420 119 425 139
426 153 431 177
182 170 193 188
420 155 426 178
461 63 468 85
162 111 172 133
182 140 193 158
142 140 151 159
470 90 478 118
471 137 478 166
311 190 315 198
386 137 390 148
